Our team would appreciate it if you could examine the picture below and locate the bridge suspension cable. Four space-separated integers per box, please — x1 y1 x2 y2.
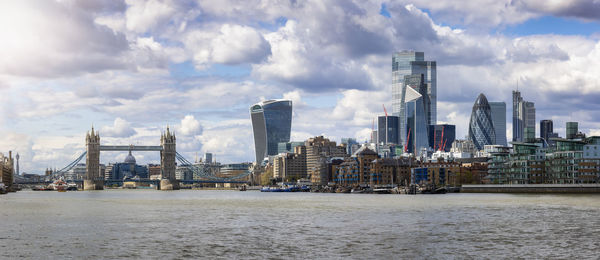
175 152 251 181
52 151 87 176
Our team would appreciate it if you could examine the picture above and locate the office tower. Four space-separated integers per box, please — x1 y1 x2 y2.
512 90 535 142
512 90 523 142
566 122 578 139
370 130 378 144
250 99 293 163
469 94 496 150
403 87 429 155
540 120 553 142
392 51 436 127
520 101 536 142
378 115 400 145
397 74 430 148
428 124 456 152
489 102 507 146
204 152 213 164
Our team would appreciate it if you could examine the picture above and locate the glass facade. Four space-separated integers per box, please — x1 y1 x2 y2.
566 122 578 139
277 141 304 154
250 100 293 163
489 102 507 146
404 87 429 155
513 90 535 142
392 51 436 142
378 116 399 145
512 90 522 142
469 94 496 150
428 124 456 152
540 120 553 143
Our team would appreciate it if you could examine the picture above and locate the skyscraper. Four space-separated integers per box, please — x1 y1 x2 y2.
469 94 496 150
398 74 430 148
403 87 429 155
428 124 456 152
250 99 293 163
512 90 523 142
540 120 553 142
489 102 507 146
566 122 578 139
378 115 399 145
392 51 436 128
520 101 536 142
512 90 535 142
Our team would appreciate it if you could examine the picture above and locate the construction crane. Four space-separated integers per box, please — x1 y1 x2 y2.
382 104 388 117
438 125 445 151
404 128 411 153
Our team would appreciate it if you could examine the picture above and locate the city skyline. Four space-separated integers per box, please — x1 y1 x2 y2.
1 1 600 173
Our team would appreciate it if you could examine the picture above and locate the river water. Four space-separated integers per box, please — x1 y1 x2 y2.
1 190 599 259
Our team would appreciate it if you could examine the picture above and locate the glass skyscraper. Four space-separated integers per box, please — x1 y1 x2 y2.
392 51 437 129
540 120 553 142
469 94 496 150
403 87 429 156
512 90 535 142
378 115 399 145
250 99 292 163
489 101 507 146
428 124 456 152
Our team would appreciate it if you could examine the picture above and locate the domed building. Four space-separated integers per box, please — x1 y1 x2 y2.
107 150 149 180
124 150 136 165
469 93 496 150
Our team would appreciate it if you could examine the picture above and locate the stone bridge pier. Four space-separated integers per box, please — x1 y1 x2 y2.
84 127 103 190
83 126 178 191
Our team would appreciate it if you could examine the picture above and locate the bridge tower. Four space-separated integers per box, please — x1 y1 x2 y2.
84 127 103 190
160 126 179 190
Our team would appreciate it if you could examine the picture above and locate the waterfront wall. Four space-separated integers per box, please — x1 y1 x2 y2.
461 184 600 193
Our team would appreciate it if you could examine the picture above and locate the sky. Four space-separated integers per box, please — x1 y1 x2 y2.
1 0 600 174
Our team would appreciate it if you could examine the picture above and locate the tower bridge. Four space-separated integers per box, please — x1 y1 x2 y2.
84 126 177 190
38 126 252 191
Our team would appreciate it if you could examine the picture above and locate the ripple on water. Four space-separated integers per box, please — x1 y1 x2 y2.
2 191 600 258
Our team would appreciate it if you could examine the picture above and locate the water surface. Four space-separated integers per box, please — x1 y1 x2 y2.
1 190 599 259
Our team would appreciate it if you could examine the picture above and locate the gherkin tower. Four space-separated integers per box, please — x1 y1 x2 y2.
469 93 496 150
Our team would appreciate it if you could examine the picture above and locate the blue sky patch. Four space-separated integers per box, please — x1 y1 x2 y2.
503 16 600 36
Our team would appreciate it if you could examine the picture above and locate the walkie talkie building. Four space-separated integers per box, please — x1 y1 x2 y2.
250 99 292 163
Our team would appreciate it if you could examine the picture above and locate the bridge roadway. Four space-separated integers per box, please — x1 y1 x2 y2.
99 145 163 151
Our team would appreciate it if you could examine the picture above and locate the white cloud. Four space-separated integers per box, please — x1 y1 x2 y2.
101 117 137 138
3 0 600 173
184 24 272 69
0 1 130 77
125 0 176 33
176 115 202 136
